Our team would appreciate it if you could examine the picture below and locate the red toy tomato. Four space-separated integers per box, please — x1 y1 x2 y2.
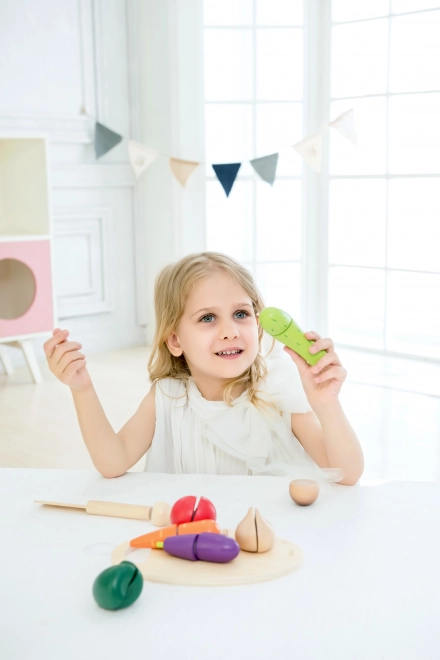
170 496 216 525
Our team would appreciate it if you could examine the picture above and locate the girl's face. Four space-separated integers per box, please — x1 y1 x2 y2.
166 271 260 393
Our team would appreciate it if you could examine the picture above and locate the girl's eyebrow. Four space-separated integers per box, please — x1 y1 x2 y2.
190 303 253 318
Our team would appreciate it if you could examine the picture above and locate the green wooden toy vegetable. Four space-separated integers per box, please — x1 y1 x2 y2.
92 561 143 610
259 307 326 366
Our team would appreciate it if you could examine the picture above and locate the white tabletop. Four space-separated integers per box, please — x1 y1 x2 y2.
1 469 439 660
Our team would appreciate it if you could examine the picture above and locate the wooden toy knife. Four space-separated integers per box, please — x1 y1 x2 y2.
33 499 171 526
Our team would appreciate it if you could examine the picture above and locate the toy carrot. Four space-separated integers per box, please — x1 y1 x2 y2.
130 519 221 548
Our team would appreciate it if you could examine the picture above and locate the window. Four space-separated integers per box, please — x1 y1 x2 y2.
203 0 440 360
203 0 305 317
329 0 440 359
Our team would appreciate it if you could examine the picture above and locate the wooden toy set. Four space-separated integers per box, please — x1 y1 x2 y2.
35 479 321 611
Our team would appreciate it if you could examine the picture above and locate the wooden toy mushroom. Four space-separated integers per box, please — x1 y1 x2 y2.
235 507 275 553
289 479 320 506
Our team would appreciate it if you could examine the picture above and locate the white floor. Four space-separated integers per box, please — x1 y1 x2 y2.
1 344 440 482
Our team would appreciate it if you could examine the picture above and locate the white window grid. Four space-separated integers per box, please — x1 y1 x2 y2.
327 2 440 363
204 0 440 363
204 2 307 326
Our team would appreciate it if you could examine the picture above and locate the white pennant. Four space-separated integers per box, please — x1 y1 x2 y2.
329 109 357 144
292 133 322 172
128 141 159 178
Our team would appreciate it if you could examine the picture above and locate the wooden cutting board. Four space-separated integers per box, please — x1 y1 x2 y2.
111 530 302 586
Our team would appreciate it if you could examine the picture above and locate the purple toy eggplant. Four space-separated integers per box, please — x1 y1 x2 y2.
156 532 240 563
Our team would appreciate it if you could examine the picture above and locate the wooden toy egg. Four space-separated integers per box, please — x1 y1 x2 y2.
235 507 275 553
150 501 172 527
289 479 320 506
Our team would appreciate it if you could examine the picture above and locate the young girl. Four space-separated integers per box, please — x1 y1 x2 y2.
43 252 364 488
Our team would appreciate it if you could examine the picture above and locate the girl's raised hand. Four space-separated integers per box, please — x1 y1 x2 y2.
283 331 347 409
43 328 92 392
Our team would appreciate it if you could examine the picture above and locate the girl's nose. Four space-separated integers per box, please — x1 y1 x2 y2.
219 321 239 339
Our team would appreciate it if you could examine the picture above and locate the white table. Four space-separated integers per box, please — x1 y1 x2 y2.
1 469 439 660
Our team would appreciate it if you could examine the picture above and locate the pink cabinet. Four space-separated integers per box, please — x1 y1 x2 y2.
0 240 54 339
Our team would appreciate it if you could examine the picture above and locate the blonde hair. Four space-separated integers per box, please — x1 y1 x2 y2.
147 251 277 412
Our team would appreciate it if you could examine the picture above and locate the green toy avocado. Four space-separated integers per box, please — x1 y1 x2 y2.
92 561 143 610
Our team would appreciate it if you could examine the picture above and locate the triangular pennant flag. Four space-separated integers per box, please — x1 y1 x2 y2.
212 163 241 197
250 153 279 186
292 133 322 172
94 122 123 159
329 109 357 144
128 140 159 178
169 157 200 187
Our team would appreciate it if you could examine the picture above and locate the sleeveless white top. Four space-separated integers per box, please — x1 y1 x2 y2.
143 336 344 488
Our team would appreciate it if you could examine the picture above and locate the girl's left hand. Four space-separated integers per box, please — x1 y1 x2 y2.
283 331 347 409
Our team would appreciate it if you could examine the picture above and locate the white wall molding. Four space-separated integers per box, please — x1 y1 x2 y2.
92 0 131 139
78 0 97 117
53 207 114 318
51 165 135 188
92 0 105 121
0 114 92 143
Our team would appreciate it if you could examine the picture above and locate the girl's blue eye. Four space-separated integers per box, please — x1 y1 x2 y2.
199 310 250 323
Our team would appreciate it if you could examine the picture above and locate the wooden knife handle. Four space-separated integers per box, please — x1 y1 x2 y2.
86 500 152 520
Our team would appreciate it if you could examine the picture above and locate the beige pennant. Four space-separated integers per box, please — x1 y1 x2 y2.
128 141 159 178
329 109 357 144
169 157 200 187
292 133 322 172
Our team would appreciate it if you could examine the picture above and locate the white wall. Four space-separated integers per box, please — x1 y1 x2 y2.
0 0 144 366
132 0 206 343
0 0 208 367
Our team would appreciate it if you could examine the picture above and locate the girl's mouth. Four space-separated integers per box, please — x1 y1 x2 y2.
215 349 243 360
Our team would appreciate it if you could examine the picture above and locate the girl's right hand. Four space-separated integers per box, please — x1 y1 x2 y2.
43 328 92 391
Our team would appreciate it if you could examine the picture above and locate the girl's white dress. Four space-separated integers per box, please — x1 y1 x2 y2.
143 336 344 488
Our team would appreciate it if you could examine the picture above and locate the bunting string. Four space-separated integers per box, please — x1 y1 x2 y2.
83 108 357 197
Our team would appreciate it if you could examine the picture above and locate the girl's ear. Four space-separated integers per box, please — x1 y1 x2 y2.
166 333 183 356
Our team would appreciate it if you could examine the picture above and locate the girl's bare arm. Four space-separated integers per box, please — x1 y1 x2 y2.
44 328 156 478
115 382 157 473
291 404 364 486
71 382 156 478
